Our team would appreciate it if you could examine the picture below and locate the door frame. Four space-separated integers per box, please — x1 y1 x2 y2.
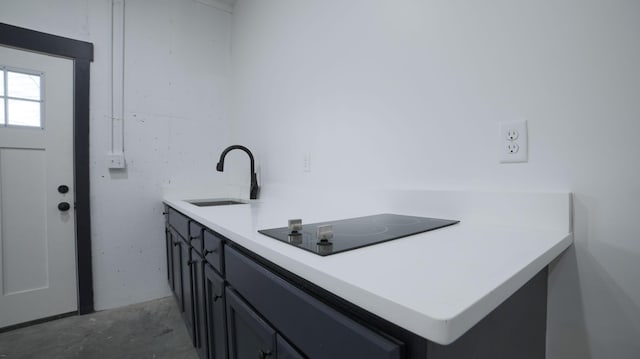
0 23 94 314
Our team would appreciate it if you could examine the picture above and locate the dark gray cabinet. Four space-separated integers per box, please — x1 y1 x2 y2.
277 335 305 359
166 207 401 359
164 205 548 359
204 264 227 359
226 287 307 359
168 207 190 239
189 221 204 254
189 221 207 358
168 207 229 359
181 234 195 343
226 288 277 359
167 207 197 345
192 249 207 358
165 227 173 289
168 228 184 311
203 230 224 274
226 288 303 359
225 245 402 359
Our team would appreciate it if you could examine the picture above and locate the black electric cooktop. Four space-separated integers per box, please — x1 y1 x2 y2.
258 213 460 256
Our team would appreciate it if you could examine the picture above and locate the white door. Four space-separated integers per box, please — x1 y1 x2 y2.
0 45 77 328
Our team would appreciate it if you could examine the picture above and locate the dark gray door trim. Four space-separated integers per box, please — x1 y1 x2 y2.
0 22 95 314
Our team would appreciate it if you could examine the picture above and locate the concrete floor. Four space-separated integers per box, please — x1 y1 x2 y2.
0 296 198 359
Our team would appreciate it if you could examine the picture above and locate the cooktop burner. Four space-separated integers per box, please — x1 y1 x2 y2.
258 213 459 256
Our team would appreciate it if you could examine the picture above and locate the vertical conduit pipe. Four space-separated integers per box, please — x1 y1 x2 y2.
109 0 126 169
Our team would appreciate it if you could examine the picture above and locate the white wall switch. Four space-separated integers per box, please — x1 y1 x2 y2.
108 152 126 169
500 120 528 163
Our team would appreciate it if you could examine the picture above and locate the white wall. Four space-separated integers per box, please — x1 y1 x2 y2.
0 0 233 309
230 1 640 358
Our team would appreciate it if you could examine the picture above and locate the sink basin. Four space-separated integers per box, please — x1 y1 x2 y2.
187 199 247 207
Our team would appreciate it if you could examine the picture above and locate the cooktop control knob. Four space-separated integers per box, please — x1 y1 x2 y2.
288 219 302 233
316 242 333 255
317 224 333 244
288 219 303 244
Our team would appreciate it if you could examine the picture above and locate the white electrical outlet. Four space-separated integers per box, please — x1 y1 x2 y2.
506 129 519 141
500 120 528 163
506 143 520 153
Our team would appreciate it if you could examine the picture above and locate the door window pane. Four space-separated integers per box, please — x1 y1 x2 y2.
0 70 4 96
7 99 41 127
8 71 41 100
0 68 43 128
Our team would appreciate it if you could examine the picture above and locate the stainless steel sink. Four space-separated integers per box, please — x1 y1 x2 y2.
187 199 247 207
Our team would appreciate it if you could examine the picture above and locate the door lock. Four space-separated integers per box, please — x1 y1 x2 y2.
58 202 71 211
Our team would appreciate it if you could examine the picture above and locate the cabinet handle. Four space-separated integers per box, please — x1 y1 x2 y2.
203 248 217 256
188 260 195 266
189 235 200 241
258 350 272 359
173 242 180 247
213 294 223 301
162 211 168 215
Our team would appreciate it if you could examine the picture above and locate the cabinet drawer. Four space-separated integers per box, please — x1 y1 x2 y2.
189 221 203 254
203 230 224 274
225 246 403 359
168 208 189 240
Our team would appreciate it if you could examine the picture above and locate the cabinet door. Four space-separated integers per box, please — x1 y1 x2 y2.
170 229 184 312
277 335 305 359
192 250 206 358
181 236 195 343
165 227 174 290
164 207 173 289
226 289 276 359
204 264 227 359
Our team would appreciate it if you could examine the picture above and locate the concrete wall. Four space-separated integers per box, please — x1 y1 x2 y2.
0 0 233 309
229 1 640 358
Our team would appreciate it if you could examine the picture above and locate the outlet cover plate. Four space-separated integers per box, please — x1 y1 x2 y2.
500 120 528 163
108 152 126 169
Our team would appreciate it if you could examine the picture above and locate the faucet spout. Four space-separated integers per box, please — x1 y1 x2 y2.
216 145 259 200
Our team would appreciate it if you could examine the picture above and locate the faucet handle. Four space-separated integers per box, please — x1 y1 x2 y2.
288 219 302 233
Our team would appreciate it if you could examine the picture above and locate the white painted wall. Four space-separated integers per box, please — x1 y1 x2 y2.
0 0 233 309
230 1 640 358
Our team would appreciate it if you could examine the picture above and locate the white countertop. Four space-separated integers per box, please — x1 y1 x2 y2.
164 187 573 345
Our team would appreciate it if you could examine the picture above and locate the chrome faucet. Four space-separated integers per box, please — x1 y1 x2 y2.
216 145 259 200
